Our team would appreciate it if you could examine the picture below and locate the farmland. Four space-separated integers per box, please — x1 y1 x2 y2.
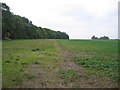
2 39 118 88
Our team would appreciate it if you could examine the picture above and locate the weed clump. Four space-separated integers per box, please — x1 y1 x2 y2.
5 61 11 63
34 61 40 64
21 62 27 65
14 62 18 64
12 79 16 82
31 48 40 52
20 69 23 72
15 58 19 61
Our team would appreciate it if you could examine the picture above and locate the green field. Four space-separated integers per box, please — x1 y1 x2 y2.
2 39 118 88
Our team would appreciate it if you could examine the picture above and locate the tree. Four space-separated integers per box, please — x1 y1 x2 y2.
2 3 15 39
99 36 109 40
91 35 98 40
1 3 10 11
2 3 69 40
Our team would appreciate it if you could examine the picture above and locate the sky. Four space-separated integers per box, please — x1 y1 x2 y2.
1 0 119 39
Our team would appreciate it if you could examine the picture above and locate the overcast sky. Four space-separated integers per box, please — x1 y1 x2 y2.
1 0 119 39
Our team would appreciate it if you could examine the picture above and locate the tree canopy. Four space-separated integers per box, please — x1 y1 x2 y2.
91 35 109 40
1 3 69 39
91 35 98 40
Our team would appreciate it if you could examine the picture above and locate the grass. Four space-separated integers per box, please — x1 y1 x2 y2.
75 56 118 80
58 40 118 55
58 40 118 81
59 69 78 84
2 39 60 87
2 39 119 87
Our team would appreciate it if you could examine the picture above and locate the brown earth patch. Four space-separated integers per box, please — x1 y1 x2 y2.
39 54 45 58
17 64 66 88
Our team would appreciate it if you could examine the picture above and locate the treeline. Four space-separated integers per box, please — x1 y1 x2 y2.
91 35 109 40
1 3 69 39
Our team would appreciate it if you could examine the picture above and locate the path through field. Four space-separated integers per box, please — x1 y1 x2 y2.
16 40 116 88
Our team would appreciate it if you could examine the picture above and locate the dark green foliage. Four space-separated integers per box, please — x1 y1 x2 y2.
99 36 109 40
5 60 11 63
91 35 98 39
75 56 118 81
2 3 69 39
91 35 109 40
31 48 40 52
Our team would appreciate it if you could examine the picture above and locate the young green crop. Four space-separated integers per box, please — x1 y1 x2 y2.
58 40 118 81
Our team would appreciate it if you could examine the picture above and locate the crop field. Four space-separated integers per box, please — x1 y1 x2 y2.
2 39 118 88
